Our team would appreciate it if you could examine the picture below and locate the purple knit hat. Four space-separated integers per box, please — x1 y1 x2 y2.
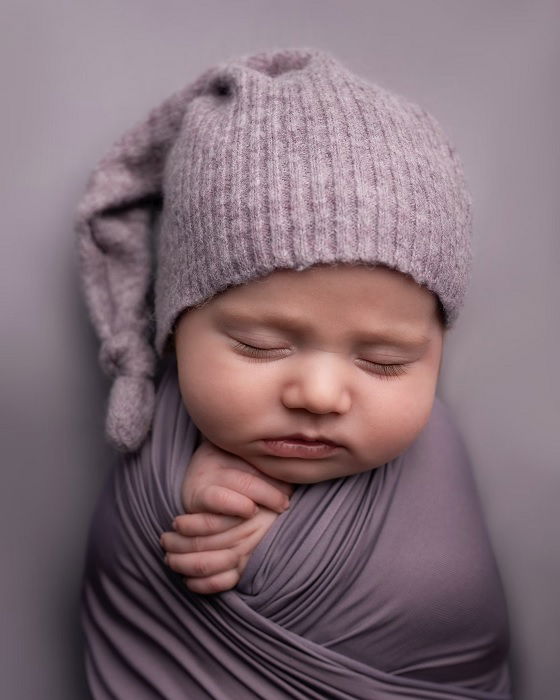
75 47 473 453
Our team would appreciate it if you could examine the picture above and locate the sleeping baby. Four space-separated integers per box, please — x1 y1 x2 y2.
76 47 512 698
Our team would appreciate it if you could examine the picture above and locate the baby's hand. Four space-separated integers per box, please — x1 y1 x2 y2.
182 436 293 518
161 507 280 594
160 436 293 594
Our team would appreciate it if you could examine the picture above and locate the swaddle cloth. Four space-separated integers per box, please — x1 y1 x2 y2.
81 357 512 699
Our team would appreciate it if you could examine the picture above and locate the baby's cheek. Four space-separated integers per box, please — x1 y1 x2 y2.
346 399 432 472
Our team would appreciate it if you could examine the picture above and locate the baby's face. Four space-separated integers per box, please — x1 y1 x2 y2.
174 264 444 484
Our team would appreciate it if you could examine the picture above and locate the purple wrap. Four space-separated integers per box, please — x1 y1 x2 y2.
81 359 511 698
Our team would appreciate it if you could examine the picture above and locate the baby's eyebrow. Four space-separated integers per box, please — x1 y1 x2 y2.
216 309 430 349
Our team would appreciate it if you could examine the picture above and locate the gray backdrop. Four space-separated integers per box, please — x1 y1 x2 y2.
2 1 558 698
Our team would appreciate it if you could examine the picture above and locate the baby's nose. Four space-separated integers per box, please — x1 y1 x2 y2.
280 355 351 415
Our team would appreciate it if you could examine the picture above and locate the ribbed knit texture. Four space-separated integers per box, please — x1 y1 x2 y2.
75 47 473 453
157 48 472 355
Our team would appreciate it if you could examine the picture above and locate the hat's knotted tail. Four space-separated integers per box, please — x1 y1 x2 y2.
74 70 212 453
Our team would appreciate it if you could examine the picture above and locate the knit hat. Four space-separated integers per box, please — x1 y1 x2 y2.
75 46 473 454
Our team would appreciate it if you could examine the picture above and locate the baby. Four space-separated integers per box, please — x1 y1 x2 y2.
160 262 445 594
76 47 512 697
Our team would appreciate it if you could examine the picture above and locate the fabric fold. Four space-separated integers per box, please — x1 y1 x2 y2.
81 357 511 699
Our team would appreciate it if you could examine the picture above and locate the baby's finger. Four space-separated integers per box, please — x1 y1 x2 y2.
194 484 258 519
161 526 248 554
183 569 240 595
218 470 291 514
165 549 238 578
173 512 243 536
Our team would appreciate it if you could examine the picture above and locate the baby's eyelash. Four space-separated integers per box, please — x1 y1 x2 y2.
231 341 409 379
232 341 289 359
357 359 409 379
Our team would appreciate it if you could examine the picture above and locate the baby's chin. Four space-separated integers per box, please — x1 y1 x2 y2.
243 453 381 485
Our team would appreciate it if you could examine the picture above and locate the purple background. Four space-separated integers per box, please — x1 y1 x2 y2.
2 1 558 698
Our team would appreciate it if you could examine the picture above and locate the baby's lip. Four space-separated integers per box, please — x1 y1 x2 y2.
269 433 342 447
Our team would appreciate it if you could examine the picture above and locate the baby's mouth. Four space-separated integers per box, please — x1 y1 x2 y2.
271 433 341 446
261 437 342 459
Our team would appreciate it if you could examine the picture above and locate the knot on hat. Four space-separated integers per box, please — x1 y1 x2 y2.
99 329 156 380
98 330 158 452
106 374 156 453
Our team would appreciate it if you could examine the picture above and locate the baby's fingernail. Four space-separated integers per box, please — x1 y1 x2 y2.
164 554 169 565
282 499 290 510
172 519 178 531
